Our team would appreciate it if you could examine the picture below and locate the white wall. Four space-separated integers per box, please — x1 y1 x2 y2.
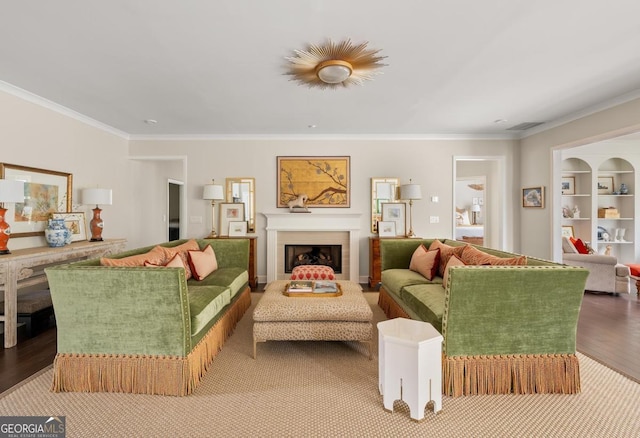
0 89 131 250
129 139 519 282
5 82 640 281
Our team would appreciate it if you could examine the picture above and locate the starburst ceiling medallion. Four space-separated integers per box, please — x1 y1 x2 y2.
286 39 387 89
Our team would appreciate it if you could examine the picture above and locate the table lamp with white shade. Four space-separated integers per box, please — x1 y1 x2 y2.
471 204 481 225
400 179 422 238
0 180 25 254
203 180 224 238
82 188 112 241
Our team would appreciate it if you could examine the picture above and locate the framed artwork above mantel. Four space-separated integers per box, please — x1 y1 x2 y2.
277 156 350 208
0 163 73 237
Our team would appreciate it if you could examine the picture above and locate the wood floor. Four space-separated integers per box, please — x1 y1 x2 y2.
1 288 638 394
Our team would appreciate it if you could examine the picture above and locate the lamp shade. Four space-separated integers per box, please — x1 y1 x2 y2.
203 184 224 201
82 188 113 206
471 204 481 212
400 183 422 200
0 180 25 203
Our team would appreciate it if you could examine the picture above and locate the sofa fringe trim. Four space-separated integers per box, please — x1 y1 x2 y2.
50 287 252 396
443 353 581 396
377 287 581 396
377 288 410 319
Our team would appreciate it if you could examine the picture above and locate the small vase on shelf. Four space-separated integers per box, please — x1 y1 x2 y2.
619 183 629 195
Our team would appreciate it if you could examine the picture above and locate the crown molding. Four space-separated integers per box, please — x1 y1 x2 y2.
0 80 129 140
521 88 640 139
128 132 520 141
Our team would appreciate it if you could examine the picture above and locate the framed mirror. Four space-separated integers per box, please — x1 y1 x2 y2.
371 177 400 233
225 177 256 233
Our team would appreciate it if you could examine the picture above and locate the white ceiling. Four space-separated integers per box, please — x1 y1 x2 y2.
2 1 640 138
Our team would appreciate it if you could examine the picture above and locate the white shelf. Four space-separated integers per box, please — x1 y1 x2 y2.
598 170 634 174
562 193 590 197
563 218 590 221
596 240 634 244
598 194 634 197
562 170 591 174
597 217 633 221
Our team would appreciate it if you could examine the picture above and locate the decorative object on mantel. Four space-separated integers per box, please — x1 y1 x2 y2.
287 193 309 212
82 188 112 242
202 180 224 238
285 39 386 89
0 179 25 254
44 217 71 247
277 156 350 208
400 179 422 238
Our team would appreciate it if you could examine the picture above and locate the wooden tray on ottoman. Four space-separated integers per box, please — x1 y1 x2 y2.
283 281 343 298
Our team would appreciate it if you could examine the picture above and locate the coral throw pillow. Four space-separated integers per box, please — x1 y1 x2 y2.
101 245 166 267
460 245 527 266
428 239 466 277
161 239 200 280
188 245 218 281
144 253 186 269
570 237 590 255
443 255 466 288
409 245 440 280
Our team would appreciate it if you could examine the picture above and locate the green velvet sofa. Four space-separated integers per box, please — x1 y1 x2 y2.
376 239 589 397
45 238 252 396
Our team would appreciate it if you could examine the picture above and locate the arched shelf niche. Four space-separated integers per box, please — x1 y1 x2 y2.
561 157 592 242
596 157 635 260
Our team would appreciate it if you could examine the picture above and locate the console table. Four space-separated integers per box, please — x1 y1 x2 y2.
0 238 126 348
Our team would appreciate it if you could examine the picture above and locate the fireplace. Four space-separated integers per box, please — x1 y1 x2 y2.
263 213 361 282
285 244 342 274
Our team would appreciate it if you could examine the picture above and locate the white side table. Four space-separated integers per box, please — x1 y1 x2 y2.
378 317 443 421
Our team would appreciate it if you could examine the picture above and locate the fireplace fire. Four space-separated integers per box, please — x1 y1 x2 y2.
284 244 342 274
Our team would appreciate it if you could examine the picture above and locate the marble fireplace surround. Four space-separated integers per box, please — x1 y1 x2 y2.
263 213 361 283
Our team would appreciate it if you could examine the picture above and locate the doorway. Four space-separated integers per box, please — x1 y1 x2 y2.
453 157 506 250
455 176 486 245
168 179 184 241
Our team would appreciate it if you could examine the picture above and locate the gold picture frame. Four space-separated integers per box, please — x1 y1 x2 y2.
522 186 544 208
277 156 350 208
0 163 73 237
52 212 88 242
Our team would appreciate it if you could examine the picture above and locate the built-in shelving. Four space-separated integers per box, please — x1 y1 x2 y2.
561 158 592 243
596 158 635 260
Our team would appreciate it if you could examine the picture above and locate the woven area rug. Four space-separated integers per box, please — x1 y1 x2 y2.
1 293 639 437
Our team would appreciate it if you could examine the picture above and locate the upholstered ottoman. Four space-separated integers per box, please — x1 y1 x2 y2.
290 265 335 280
252 280 373 358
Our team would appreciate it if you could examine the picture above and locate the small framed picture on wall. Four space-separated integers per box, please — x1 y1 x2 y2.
522 186 544 208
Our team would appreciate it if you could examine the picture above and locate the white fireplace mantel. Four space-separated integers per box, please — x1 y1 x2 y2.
262 213 361 282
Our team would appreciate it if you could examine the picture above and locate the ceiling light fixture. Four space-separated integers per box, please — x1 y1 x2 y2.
286 39 386 89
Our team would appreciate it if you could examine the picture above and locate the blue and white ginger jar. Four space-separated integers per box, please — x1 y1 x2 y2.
45 218 71 247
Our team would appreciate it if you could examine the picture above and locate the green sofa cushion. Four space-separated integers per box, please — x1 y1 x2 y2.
400 284 446 333
189 268 248 298
188 285 231 337
381 268 442 295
